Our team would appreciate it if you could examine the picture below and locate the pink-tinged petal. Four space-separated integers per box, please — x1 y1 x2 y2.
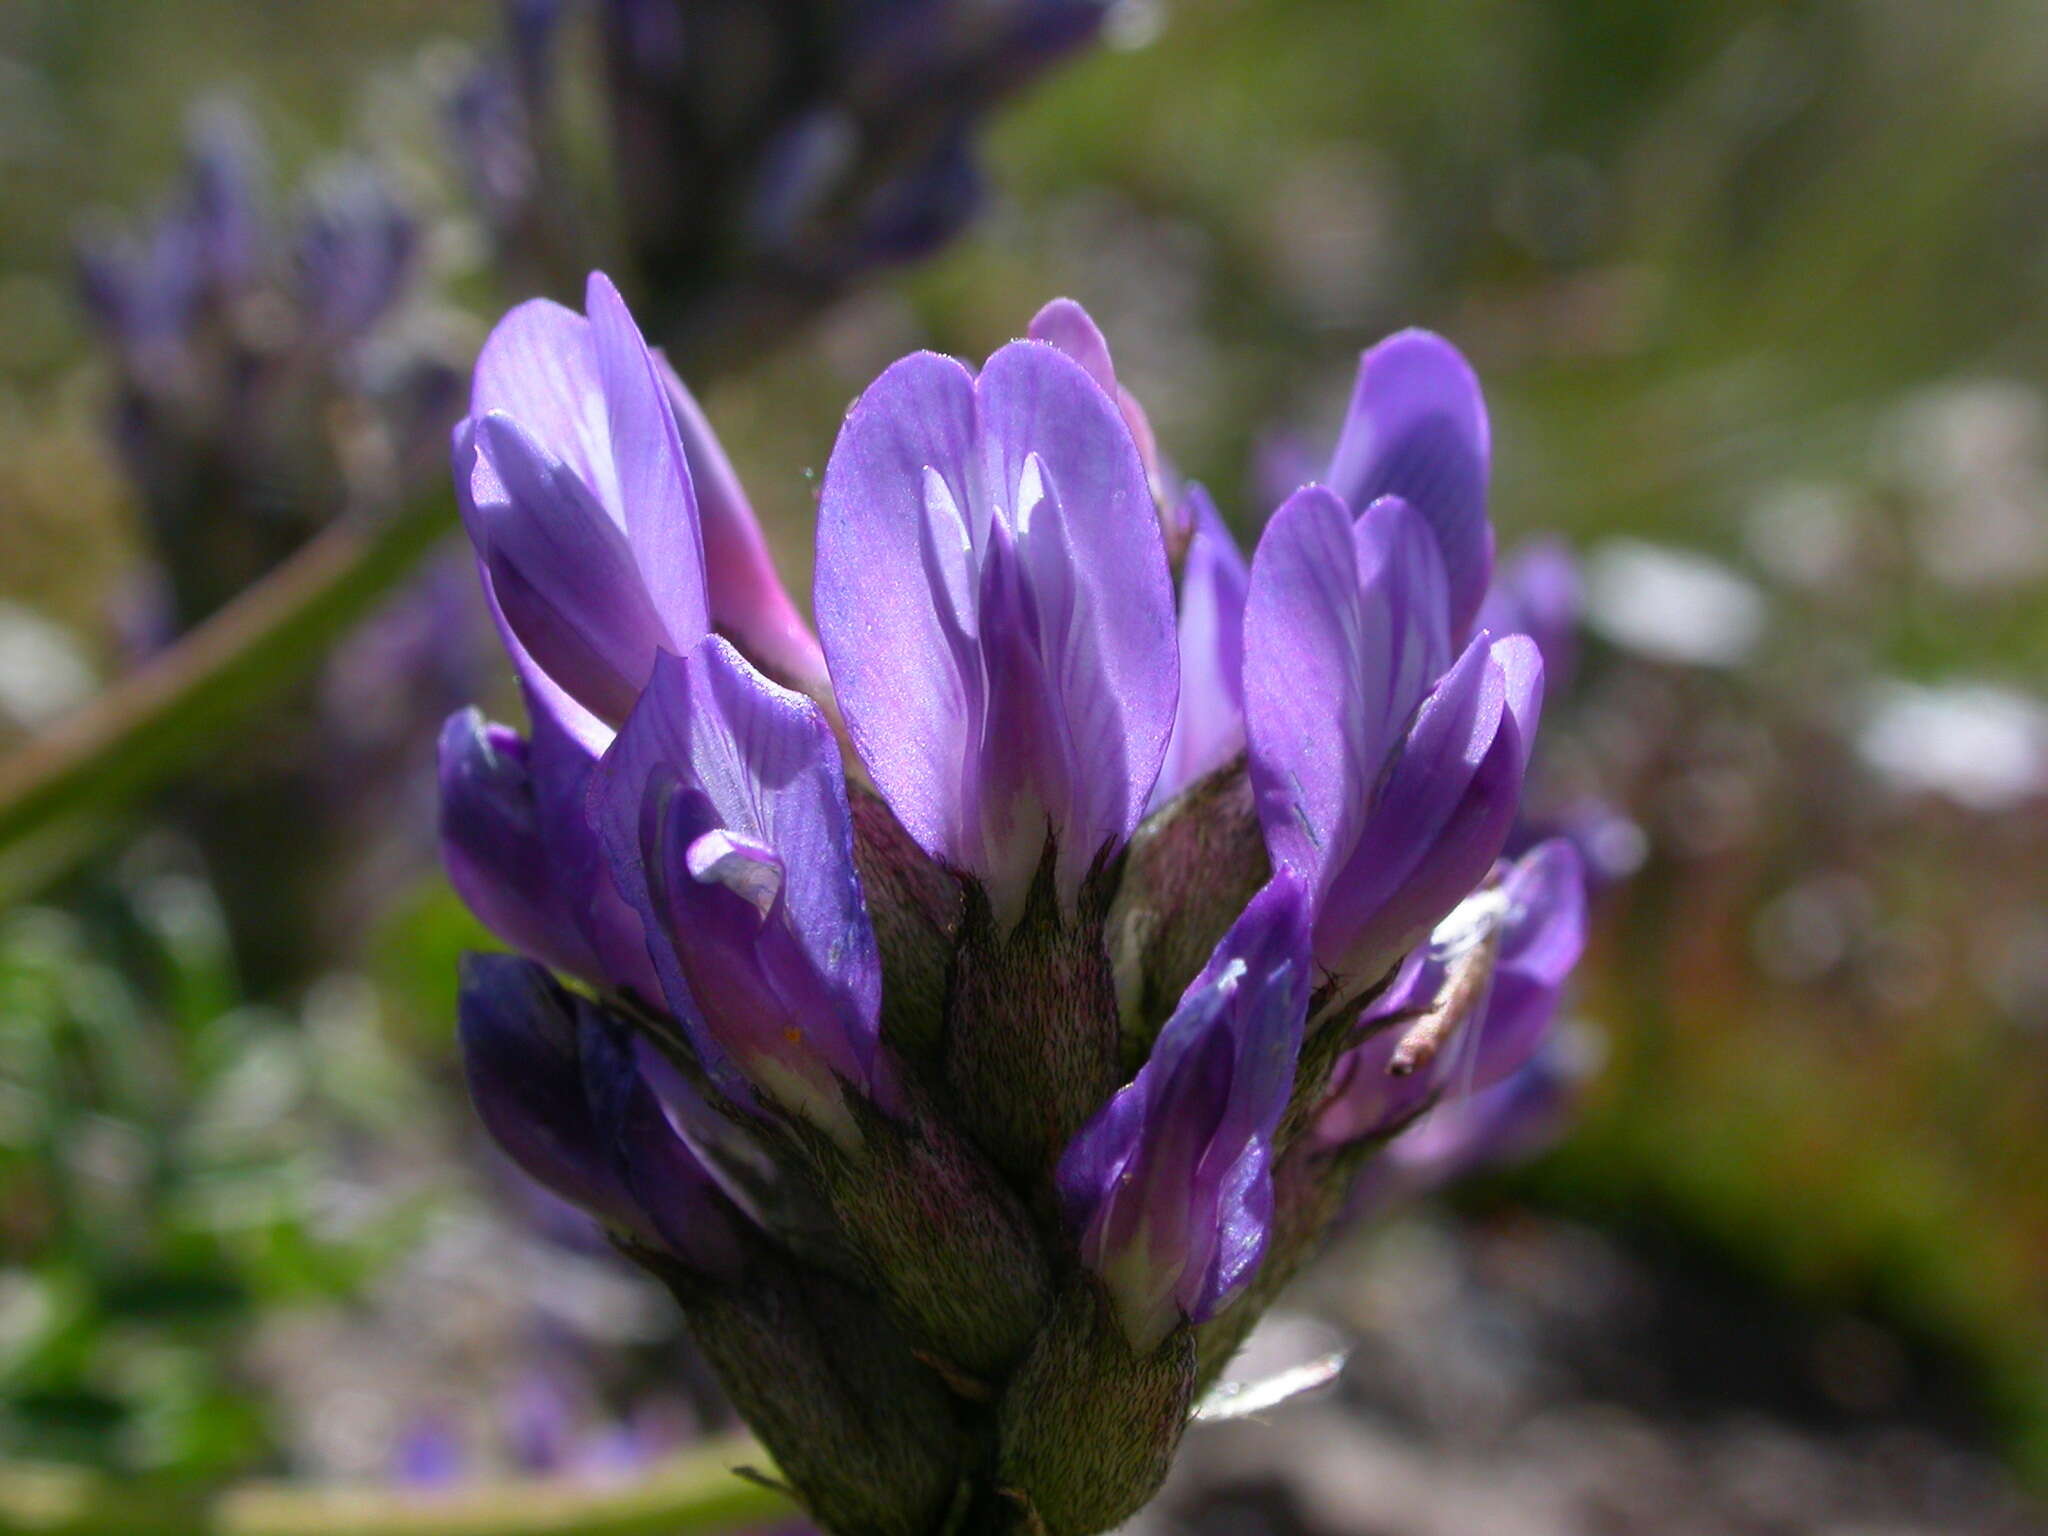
654 352 828 693
590 640 882 1132
1326 330 1493 639
1027 297 1169 503
583 271 709 650
816 350 983 869
469 411 675 725
1150 485 1249 812
1242 487 1452 892
1026 297 1118 398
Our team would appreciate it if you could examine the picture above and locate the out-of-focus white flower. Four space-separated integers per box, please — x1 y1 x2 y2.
1582 539 1766 667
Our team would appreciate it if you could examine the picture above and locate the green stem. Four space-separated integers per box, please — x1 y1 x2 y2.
0 1437 790 1536
0 495 453 894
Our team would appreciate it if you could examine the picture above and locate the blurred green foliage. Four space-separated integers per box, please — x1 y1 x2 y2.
0 863 435 1473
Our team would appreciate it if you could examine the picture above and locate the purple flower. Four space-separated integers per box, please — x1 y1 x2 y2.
815 329 1177 920
1325 330 1494 641
1313 838 1587 1148
590 640 886 1141
1244 484 1543 986
292 160 417 344
1057 876 1311 1349
457 953 749 1277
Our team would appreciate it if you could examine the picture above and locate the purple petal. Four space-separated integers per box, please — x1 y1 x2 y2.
815 351 982 870
583 271 709 651
1467 838 1586 1087
438 708 603 984
590 640 882 1132
1325 330 1493 639
1313 633 1541 979
467 410 677 724
457 954 638 1229
1026 297 1117 398
471 297 618 507
1314 839 1585 1150
1243 486 1453 896
1027 297 1169 501
1150 485 1249 811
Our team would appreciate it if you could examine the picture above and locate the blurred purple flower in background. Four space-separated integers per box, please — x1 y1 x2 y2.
447 0 1113 358
73 99 480 991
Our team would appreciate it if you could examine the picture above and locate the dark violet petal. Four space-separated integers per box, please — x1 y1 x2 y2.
654 351 827 693
1150 485 1249 811
578 1008 748 1279
590 640 882 1133
457 954 636 1227
437 708 603 984
584 272 709 651
1326 330 1493 639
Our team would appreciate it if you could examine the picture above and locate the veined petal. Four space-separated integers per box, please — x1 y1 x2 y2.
816 337 1174 914
1326 330 1493 639
1150 485 1248 812
471 296 618 512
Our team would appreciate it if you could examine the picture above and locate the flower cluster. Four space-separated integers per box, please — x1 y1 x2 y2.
447 0 1110 349
77 101 450 628
442 273 1586 1534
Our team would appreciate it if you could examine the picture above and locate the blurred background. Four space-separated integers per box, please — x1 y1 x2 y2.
2 2 2047 1532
